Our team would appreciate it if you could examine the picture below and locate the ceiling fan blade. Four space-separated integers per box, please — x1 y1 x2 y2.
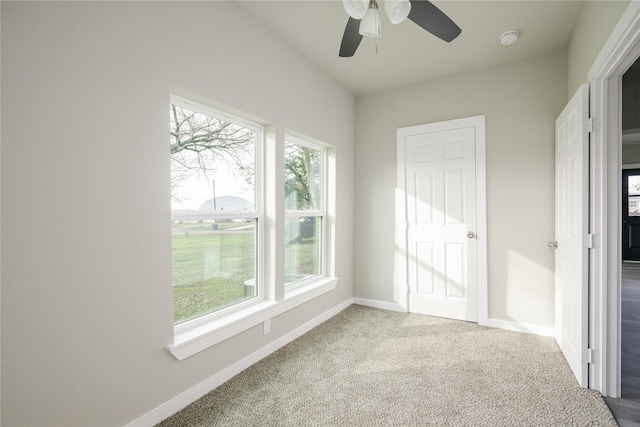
408 0 461 43
339 17 363 57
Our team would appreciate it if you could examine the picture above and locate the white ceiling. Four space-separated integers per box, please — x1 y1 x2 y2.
237 0 586 96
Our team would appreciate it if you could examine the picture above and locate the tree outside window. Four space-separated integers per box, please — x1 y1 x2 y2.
170 100 259 325
284 138 324 286
169 97 326 324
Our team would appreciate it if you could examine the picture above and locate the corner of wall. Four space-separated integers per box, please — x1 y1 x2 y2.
567 0 631 99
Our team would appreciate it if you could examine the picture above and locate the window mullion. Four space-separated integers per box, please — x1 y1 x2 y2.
265 125 286 301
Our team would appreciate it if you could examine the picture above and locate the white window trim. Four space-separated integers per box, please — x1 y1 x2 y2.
167 277 337 361
166 91 338 361
284 136 327 289
170 94 265 325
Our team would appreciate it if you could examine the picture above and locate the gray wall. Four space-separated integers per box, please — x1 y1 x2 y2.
567 0 630 99
1 2 355 426
622 144 640 164
351 0 632 334
1 1 634 425
354 51 567 327
623 66 640 131
622 63 640 164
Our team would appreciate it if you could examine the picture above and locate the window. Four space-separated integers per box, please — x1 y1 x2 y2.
170 96 262 325
628 174 640 216
284 136 325 287
166 92 337 361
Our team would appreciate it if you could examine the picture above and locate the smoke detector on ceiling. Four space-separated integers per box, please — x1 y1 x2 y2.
500 30 519 46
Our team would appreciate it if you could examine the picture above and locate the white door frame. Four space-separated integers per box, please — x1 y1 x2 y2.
588 1 640 397
395 115 488 322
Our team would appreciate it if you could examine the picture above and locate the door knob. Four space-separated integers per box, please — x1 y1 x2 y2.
548 241 558 249
467 231 475 239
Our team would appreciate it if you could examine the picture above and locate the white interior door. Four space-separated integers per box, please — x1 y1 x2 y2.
554 83 589 387
399 119 478 322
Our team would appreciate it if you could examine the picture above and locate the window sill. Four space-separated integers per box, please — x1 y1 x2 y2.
167 277 338 361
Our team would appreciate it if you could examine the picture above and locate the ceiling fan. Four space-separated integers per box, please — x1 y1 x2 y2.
339 0 461 57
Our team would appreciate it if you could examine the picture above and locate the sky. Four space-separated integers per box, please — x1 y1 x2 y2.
171 157 254 211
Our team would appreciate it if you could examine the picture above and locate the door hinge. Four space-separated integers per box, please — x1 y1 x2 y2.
583 348 597 364
584 233 600 249
583 117 593 133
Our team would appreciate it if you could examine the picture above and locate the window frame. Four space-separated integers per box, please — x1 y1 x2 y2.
166 91 338 361
284 135 327 290
170 94 265 330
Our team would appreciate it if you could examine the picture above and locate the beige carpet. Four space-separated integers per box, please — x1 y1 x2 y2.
157 305 617 426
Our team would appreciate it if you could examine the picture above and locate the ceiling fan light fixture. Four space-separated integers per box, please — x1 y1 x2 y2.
359 1 381 38
339 0 461 57
384 0 411 24
343 0 369 20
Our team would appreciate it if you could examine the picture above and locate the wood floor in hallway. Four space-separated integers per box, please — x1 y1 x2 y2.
605 262 640 426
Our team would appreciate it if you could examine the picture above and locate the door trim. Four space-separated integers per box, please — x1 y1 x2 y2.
395 115 487 322
588 1 640 397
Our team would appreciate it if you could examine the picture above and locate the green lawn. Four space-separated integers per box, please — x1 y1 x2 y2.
172 229 254 323
172 225 318 324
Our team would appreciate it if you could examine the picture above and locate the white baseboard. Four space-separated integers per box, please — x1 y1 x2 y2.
126 300 554 426
480 318 555 337
352 299 554 338
352 297 407 313
125 298 354 427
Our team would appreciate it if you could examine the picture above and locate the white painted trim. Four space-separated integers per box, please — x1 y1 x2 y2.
587 0 640 398
396 115 487 324
481 318 555 338
135 297 560 426
622 163 640 169
587 2 640 83
353 297 554 338
395 142 409 312
353 297 407 313
128 298 354 427
353 298 555 339
167 277 338 361
474 117 489 326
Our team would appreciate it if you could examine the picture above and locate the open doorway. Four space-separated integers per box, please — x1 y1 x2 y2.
597 19 640 420
620 57 640 400
588 5 640 422
605 54 640 426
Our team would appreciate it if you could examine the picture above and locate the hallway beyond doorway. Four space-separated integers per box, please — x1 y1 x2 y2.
604 262 640 425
